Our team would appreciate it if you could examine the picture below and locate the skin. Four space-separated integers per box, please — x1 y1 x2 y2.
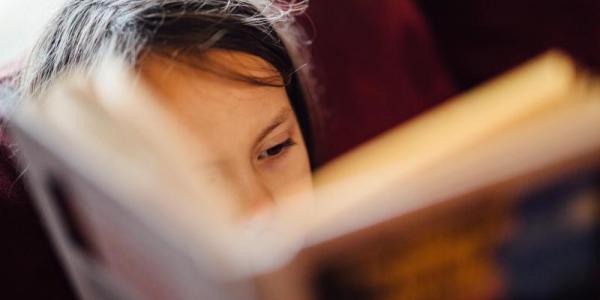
139 50 313 219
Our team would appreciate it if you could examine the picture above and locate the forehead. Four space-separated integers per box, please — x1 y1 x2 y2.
139 50 293 148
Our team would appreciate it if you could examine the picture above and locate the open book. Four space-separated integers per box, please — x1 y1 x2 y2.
9 51 600 300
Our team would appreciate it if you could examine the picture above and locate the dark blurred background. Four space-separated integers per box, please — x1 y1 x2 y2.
307 0 600 166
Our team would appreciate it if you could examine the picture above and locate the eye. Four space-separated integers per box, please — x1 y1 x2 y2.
257 138 296 160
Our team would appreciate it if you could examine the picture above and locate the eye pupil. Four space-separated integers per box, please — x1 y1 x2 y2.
267 144 285 156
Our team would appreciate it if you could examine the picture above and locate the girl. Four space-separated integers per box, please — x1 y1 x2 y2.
7 0 320 297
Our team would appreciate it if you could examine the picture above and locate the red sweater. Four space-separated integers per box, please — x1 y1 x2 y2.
0 128 76 299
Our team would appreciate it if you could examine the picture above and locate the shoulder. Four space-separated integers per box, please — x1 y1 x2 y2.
0 92 76 298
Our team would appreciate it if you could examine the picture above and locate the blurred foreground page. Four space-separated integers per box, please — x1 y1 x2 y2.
9 51 600 300
257 51 600 300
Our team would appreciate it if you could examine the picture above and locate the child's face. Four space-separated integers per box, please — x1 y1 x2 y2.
140 50 313 218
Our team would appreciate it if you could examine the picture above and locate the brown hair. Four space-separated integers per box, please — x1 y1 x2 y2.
18 0 320 163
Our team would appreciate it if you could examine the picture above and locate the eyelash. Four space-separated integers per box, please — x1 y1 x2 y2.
257 138 296 160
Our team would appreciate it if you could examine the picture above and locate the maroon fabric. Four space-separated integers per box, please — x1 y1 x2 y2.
418 0 600 91
1 59 76 298
0 128 77 299
307 0 455 165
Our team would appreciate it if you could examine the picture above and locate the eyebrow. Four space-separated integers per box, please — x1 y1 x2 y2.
254 108 293 146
